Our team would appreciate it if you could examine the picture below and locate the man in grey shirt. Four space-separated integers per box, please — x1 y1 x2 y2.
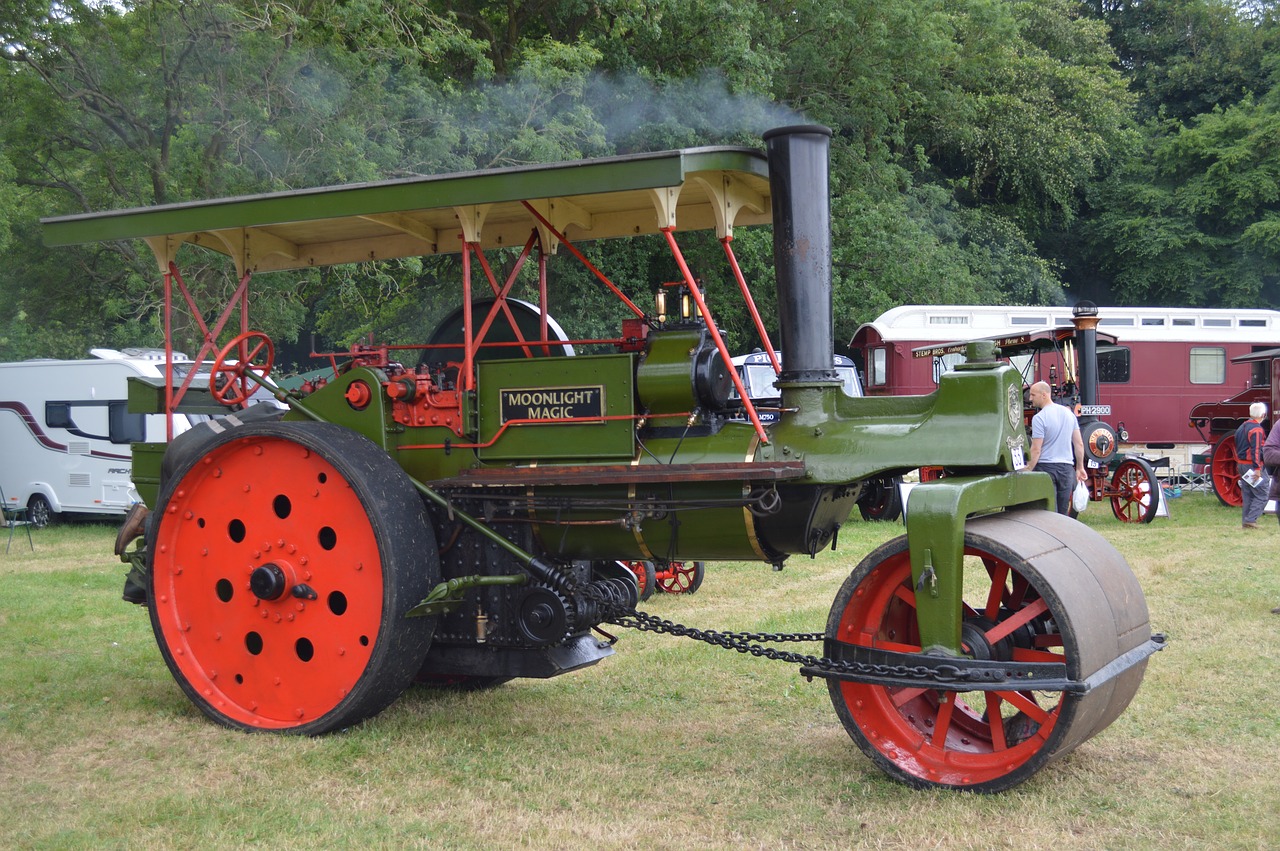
1025 381 1086 514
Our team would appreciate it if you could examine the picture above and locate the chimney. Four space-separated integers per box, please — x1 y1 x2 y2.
763 125 837 383
1072 300 1100 408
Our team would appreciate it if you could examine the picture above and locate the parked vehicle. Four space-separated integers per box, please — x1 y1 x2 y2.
43 125 1162 793
1188 346 1280 506
850 303 1280 463
0 348 278 526
0 349 200 526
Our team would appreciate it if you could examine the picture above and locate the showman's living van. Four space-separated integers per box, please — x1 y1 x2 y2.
0 348 212 526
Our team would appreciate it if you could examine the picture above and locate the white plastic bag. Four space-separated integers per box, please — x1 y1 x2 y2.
1072 480 1089 513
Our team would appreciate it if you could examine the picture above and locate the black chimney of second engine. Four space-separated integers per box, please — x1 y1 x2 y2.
764 125 837 384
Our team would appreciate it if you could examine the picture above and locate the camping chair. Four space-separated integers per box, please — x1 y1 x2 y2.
1 485 34 554
1183 452 1214 494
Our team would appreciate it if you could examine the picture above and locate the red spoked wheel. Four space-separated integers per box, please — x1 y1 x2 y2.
147 421 438 733
211 331 275 406
1211 432 1243 507
1109 456 1159 523
655 560 705 594
826 510 1150 793
623 561 657 601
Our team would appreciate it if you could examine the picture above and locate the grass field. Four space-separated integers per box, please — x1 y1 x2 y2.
2 492 1279 850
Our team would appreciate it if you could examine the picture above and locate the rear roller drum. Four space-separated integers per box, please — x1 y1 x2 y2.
826 510 1150 793
147 420 439 734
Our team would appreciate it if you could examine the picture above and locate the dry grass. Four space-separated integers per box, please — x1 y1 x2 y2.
2 495 1278 850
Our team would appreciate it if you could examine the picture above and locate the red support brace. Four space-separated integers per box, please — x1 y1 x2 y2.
660 228 769 444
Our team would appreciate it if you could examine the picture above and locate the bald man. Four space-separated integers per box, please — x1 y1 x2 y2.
1025 381 1086 514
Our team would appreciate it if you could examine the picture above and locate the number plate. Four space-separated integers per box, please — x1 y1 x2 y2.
1079 404 1111 416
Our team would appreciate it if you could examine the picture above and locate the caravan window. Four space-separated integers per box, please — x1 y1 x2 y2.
44 399 145 444
108 401 146 443
870 347 888 387
1097 346 1130 383
1189 347 1226 384
45 402 74 429
931 353 965 384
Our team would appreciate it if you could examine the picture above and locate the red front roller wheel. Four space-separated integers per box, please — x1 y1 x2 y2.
826 510 1150 793
147 421 439 734
1110 457 1159 523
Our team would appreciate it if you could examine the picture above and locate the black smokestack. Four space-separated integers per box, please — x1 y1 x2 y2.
763 125 837 383
1072 300 1099 408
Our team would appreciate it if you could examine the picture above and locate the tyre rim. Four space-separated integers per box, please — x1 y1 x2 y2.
151 435 386 728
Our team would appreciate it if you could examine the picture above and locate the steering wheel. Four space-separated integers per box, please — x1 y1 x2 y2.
211 331 275 406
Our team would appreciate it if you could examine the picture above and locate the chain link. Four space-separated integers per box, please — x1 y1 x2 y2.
604 606 980 684
577 579 1003 685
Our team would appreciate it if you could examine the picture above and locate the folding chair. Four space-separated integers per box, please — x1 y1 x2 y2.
1182 452 1214 494
1 485 35 554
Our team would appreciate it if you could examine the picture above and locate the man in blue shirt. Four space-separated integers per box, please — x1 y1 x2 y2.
1025 381 1086 514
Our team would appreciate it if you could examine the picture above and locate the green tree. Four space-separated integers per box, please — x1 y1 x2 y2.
1086 92 1280 306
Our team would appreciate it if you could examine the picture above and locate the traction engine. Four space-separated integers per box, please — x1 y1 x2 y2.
42 125 1164 793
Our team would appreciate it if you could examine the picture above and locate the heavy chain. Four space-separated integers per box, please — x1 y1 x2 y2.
579 580 987 685
606 607 975 684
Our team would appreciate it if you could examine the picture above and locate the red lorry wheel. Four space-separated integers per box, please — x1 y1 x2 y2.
1109 457 1159 523
655 561 705 594
825 510 1150 793
147 421 438 734
1211 433 1243 508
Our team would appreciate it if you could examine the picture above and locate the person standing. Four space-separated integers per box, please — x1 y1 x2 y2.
1234 402 1270 529
1025 381 1086 515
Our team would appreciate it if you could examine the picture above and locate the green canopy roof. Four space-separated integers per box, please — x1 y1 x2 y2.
42 146 772 274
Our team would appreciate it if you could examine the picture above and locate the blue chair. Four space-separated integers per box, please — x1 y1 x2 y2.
1 485 34 554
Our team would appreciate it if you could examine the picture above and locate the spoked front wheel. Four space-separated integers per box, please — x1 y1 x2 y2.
1110 457 1159 523
147 420 439 734
825 510 1150 793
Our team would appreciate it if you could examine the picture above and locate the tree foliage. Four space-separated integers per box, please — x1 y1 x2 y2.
0 0 1277 363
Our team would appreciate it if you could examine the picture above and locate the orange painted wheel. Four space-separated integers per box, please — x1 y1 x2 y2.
825 511 1150 792
147 421 438 733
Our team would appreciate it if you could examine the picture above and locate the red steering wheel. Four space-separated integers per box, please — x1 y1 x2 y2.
211 331 275 406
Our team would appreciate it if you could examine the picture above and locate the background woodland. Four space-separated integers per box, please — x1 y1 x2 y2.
1 0 1278 367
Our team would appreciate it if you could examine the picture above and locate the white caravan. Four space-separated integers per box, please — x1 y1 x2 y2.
0 348 212 526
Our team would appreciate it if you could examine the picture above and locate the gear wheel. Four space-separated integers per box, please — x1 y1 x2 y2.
516 586 574 646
